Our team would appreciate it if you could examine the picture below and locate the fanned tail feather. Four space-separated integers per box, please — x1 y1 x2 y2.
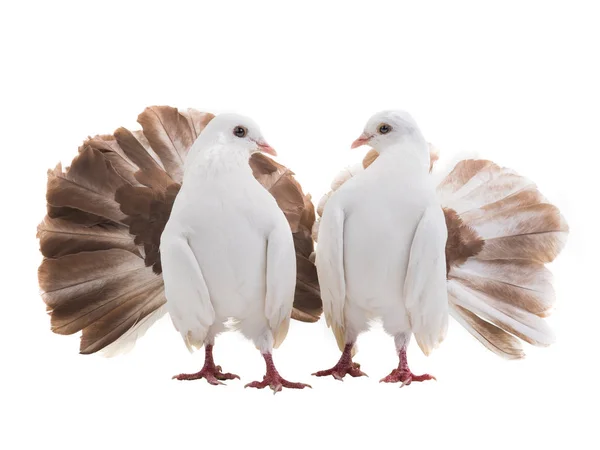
438 159 568 358
37 105 321 356
448 280 555 347
449 300 525 359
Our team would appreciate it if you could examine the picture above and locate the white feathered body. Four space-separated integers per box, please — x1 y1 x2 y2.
161 148 296 354
317 145 449 355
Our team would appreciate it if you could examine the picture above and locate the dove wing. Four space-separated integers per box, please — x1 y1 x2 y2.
315 201 347 351
264 219 297 348
160 232 215 351
404 205 449 356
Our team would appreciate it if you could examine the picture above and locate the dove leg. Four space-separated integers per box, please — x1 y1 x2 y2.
311 342 367 380
379 333 436 386
239 316 311 393
312 303 369 380
244 352 312 393
172 324 240 384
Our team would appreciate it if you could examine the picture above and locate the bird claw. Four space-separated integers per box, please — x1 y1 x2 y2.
244 375 311 393
172 365 240 385
312 362 368 381
332 372 344 381
379 368 436 386
206 377 226 386
215 372 240 381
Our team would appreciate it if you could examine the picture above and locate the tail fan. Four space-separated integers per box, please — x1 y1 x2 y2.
438 159 567 357
37 105 321 356
313 146 568 359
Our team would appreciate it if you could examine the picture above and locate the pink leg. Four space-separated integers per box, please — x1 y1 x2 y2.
244 353 311 393
379 346 436 386
172 344 240 385
312 343 368 381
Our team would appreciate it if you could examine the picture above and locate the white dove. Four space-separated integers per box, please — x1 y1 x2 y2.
313 110 448 385
160 113 310 392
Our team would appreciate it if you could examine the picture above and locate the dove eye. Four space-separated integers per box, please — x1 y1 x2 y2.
233 126 247 138
378 123 392 134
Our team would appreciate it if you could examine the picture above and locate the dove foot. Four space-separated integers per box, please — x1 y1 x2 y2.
379 346 435 387
379 368 436 386
244 353 311 393
172 344 239 385
312 343 367 380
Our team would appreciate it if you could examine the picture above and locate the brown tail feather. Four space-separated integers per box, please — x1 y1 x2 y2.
450 259 555 317
79 279 165 354
39 250 155 332
46 150 128 224
460 186 547 222
37 216 138 258
115 183 179 274
81 135 140 186
476 232 568 264
451 172 533 213
450 303 525 359
114 127 175 190
437 159 496 195
468 203 568 239
291 225 322 322
136 106 198 183
249 153 306 233
448 280 555 347
180 109 215 140
47 205 112 227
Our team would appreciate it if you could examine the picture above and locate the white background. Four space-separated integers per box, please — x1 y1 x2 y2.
1 1 598 449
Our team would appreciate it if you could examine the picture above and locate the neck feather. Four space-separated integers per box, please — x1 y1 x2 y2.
375 140 431 174
184 144 252 181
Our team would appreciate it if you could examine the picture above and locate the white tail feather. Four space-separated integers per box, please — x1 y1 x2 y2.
448 280 555 347
449 303 525 360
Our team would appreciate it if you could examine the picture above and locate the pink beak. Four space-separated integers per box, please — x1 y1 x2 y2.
351 132 372 149
256 140 277 156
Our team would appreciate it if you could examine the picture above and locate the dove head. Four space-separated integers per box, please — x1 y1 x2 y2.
185 113 275 175
351 110 425 152
202 113 276 157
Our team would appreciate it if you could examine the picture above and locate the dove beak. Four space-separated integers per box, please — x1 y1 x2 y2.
256 139 277 156
351 133 372 149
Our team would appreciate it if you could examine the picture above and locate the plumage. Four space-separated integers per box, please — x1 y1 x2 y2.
450 259 555 317
403 205 449 356
37 216 138 258
136 105 206 183
114 127 175 190
37 105 321 359
450 303 525 359
249 156 306 232
38 249 165 354
443 207 484 275
115 183 180 274
447 280 555 347
46 152 128 224
290 195 322 322
314 134 568 361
